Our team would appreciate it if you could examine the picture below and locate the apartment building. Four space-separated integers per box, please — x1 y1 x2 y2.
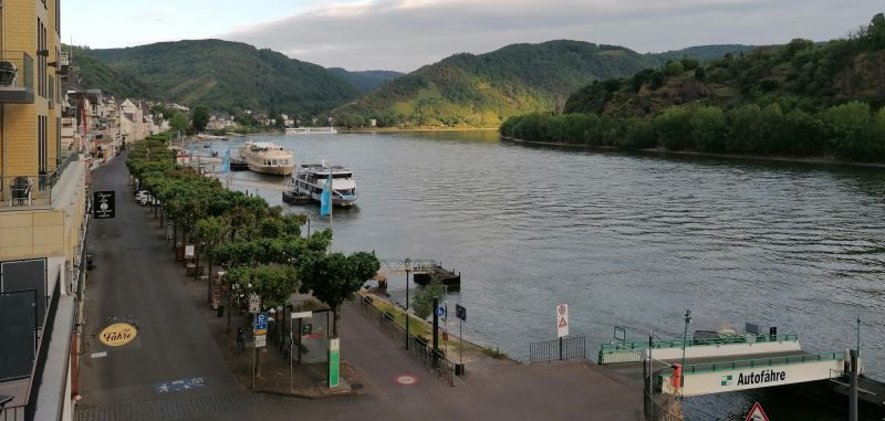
0 0 88 420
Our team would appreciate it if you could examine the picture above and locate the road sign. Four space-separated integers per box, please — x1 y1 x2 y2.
455 304 466 321
745 402 769 421
291 311 312 319
254 312 268 335
248 294 260 314
557 304 569 338
254 335 266 348
329 338 340 388
435 305 446 318
93 191 115 219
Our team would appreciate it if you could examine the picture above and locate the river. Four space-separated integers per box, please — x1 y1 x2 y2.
205 131 885 419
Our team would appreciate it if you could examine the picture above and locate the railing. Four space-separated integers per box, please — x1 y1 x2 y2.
598 334 799 363
529 337 586 364
660 352 843 376
0 154 80 209
358 294 459 385
0 51 34 103
643 391 684 421
0 405 26 421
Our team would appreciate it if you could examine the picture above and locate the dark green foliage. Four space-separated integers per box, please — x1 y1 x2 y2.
78 40 361 115
336 40 658 127
327 68 403 92
298 252 380 337
650 45 760 63
192 106 210 132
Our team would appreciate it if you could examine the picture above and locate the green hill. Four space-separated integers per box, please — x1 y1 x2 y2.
648 44 760 64
332 40 660 128
502 14 885 162
80 39 362 116
66 46 158 99
327 68 403 92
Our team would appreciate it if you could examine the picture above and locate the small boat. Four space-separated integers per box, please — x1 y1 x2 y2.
289 164 357 206
238 140 295 176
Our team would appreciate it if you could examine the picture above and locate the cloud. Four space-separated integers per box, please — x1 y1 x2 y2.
133 6 178 23
218 0 881 72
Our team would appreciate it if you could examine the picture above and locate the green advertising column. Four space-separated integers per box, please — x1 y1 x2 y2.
329 338 340 388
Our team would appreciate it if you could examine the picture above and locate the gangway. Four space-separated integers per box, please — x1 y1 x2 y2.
658 351 856 397
599 334 802 365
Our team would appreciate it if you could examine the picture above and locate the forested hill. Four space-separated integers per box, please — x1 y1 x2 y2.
332 40 659 128
502 14 885 162
78 39 362 115
648 44 759 64
327 68 403 92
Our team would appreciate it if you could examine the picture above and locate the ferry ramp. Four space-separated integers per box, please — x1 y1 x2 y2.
659 351 855 397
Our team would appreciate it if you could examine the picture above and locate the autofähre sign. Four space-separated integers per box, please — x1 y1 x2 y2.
93 191 115 219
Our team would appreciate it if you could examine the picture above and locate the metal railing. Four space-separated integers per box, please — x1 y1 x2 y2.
643 391 684 421
0 405 26 421
358 294 459 385
660 352 843 376
529 337 586 364
598 334 799 363
0 154 80 209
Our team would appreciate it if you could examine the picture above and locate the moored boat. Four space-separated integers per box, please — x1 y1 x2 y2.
238 140 295 176
289 164 357 206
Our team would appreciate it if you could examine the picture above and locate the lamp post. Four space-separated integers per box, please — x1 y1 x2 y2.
680 309 692 396
404 258 412 350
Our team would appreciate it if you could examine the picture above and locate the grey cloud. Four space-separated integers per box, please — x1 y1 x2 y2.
217 0 880 72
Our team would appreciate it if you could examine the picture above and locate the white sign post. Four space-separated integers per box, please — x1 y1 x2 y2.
248 294 261 314
557 304 569 338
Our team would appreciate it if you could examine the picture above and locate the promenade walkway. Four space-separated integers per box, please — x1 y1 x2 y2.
75 151 641 420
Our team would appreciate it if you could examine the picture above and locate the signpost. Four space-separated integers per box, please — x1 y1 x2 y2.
557 304 569 361
92 191 115 219
744 402 769 421
329 338 340 388
455 304 466 371
248 294 260 314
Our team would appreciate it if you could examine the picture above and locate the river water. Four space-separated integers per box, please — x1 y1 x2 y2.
208 131 885 419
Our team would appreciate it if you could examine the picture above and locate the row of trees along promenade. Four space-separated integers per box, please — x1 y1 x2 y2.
126 133 380 340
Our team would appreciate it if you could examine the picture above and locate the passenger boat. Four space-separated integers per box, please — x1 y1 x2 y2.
289 164 357 206
238 141 295 176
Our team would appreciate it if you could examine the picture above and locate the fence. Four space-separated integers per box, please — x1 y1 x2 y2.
643 391 684 421
529 336 586 364
358 294 459 385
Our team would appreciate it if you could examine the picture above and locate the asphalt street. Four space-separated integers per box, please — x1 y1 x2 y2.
75 151 641 421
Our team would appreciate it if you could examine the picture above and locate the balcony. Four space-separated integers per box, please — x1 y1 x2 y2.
0 154 81 210
0 51 34 104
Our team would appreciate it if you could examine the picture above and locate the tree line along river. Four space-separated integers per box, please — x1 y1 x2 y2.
210 130 885 419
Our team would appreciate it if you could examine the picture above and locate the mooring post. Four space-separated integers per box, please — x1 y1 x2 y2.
850 349 858 421
559 336 563 361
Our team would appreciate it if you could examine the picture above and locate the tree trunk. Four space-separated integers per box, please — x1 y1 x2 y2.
194 247 200 281
332 307 340 338
207 255 213 303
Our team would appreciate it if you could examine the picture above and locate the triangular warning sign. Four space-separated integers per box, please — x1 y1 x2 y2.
744 402 769 421
558 317 568 328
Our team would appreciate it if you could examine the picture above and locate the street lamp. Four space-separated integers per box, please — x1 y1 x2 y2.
680 309 692 396
404 258 412 350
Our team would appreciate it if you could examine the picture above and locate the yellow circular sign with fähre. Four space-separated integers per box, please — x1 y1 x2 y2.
99 322 138 347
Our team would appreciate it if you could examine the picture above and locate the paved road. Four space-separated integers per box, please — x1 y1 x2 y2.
76 152 641 420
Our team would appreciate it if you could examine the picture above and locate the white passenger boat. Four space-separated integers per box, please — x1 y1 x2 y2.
238 141 295 176
286 127 337 135
289 164 357 206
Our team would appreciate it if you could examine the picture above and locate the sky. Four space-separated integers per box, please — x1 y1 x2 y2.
63 0 882 72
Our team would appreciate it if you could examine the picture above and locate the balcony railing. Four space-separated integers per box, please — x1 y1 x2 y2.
0 51 34 104
0 154 80 210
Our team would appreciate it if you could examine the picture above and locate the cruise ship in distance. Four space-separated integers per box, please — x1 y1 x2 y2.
238 141 295 176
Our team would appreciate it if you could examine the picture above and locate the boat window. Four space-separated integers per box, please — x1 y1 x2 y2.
272 160 278 166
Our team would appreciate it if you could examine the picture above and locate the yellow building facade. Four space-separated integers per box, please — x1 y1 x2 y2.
0 0 85 419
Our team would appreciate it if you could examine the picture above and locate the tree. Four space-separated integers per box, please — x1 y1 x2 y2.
192 106 211 133
412 280 445 320
169 111 189 135
690 106 727 152
654 107 692 150
197 216 229 303
298 252 380 337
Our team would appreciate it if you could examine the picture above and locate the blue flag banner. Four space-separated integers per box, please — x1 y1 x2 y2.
221 149 230 173
320 173 332 217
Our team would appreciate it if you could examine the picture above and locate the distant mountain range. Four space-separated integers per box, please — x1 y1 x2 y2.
71 39 756 125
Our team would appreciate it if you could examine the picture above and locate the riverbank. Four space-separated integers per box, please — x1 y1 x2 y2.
342 127 499 133
501 136 885 169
